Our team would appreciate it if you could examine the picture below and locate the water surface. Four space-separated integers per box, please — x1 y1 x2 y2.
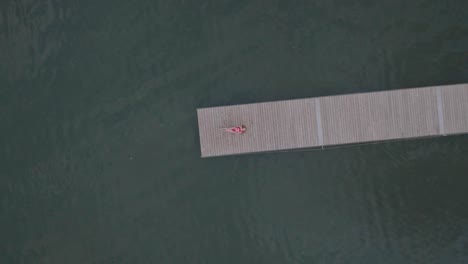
1 0 468 263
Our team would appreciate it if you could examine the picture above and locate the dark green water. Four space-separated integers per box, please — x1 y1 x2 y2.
1 0 468 263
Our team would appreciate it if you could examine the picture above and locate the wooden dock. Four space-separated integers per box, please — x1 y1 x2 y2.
197 83 468 157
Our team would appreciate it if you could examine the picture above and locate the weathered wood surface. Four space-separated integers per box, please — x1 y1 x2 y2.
197 84 468 157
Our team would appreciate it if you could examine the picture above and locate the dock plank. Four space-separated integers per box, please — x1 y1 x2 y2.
197 83 468 157
440 84 468 135
197 99 319 157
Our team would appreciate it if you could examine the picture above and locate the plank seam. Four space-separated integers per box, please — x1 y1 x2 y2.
315 99 324 146
436 87 446 135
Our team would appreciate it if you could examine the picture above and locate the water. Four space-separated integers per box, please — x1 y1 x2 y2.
1 0 468 263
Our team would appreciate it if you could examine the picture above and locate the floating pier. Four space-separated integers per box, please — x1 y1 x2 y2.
197 83 468 157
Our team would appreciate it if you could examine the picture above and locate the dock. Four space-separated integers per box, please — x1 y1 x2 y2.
197 83 468 157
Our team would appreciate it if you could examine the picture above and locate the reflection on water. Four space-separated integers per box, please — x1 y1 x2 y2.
1 0 468 263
